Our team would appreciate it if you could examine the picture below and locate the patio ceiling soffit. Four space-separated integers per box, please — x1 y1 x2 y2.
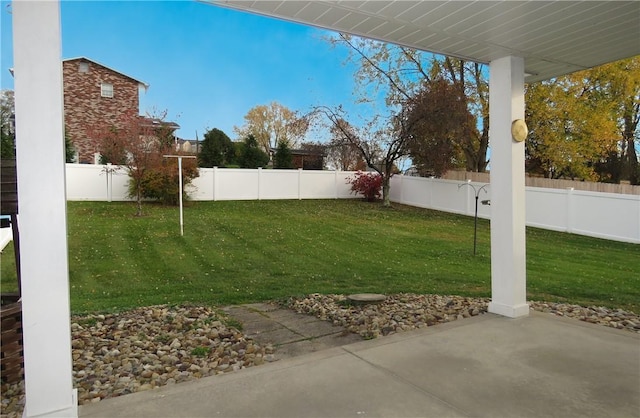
204 1 640 83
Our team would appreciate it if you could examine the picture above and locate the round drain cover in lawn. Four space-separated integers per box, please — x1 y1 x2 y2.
347 293 386 303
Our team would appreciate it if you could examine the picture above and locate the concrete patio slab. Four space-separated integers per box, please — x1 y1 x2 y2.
79 311 639 418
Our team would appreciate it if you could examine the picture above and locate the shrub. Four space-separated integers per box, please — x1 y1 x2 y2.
131 158 199 206
347 171 382 202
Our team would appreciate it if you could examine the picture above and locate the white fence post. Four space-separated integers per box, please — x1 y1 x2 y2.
566 187 574 233
212 167 218 202
428 177 434 209
298 168 302 200
106 164 112 202
258 167 262 200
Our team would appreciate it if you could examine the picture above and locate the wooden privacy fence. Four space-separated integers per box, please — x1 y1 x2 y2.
443 170 640 195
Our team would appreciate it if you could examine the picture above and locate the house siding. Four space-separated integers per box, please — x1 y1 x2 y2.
63 58 140 163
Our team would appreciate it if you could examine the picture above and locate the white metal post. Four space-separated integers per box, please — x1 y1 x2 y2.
12 1 78 416
164 155 196 236
179 157 184 236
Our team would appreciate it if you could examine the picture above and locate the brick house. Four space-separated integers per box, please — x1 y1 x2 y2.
291 148 325 170
62 57 149 163
269 146 326 170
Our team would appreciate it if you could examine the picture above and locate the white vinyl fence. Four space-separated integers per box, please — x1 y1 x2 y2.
65 164 640 244
389 175 640 244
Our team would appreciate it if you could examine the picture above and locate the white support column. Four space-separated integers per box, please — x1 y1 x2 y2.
487 56 529 318
13 1 78 417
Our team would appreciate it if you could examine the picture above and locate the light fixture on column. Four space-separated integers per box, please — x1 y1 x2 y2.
511 119 528 142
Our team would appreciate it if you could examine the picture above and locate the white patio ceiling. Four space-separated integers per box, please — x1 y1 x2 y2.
204 1 640 83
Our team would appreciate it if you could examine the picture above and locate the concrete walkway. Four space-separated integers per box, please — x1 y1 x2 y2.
221 303 363 360
79 311 640 418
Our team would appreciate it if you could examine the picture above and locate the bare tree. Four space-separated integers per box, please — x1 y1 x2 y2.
313 105 408 207
325 124 366 171
330 34 490 172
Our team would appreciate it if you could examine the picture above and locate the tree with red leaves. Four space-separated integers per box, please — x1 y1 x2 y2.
90 110 197 216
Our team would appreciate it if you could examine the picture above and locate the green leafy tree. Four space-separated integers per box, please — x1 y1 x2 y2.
587 57 640 184
198 128 235 167
525 57 639 183
239 134 269 168
274 139 294 169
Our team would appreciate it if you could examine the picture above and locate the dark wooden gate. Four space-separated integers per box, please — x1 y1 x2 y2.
1 158 23 384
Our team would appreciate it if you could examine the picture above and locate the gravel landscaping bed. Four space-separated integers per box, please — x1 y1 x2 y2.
2 295 638 417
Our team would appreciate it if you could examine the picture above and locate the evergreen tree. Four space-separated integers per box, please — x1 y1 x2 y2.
1 129 14 159
198 128 235 167
65 134 76 163
239 135 269 168
274 139 294 169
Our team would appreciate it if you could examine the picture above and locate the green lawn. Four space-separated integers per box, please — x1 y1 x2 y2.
1 200 638 314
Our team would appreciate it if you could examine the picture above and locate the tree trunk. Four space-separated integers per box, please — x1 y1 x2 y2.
382 174 391 207
626 138 639 184
136 184 143 217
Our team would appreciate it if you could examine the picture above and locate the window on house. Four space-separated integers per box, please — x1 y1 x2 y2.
101 83 114 98
78 62 89 73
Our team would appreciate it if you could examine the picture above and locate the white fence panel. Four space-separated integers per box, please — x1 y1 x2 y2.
190 168 214 201
525 187 569 232
392 176 492 218
110 170 130 201
66 164 108 201
215 168 260 200
66 164 131 201
260 170 299 200
569 191 640 243
432 180 467 215
391 176 426 207
301 170 353 199
63 165 639 244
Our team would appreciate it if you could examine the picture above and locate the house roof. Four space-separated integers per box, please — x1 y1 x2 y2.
139 116 180 131
270 147 327 157
205 1 640 83
63 57 150 90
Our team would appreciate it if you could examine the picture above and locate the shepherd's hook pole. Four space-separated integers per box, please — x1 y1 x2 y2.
458 181 489 255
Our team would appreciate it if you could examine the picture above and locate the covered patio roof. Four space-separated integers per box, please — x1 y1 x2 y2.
206 1 640 83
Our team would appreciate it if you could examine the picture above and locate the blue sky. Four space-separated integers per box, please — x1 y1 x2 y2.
1 0 360 141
